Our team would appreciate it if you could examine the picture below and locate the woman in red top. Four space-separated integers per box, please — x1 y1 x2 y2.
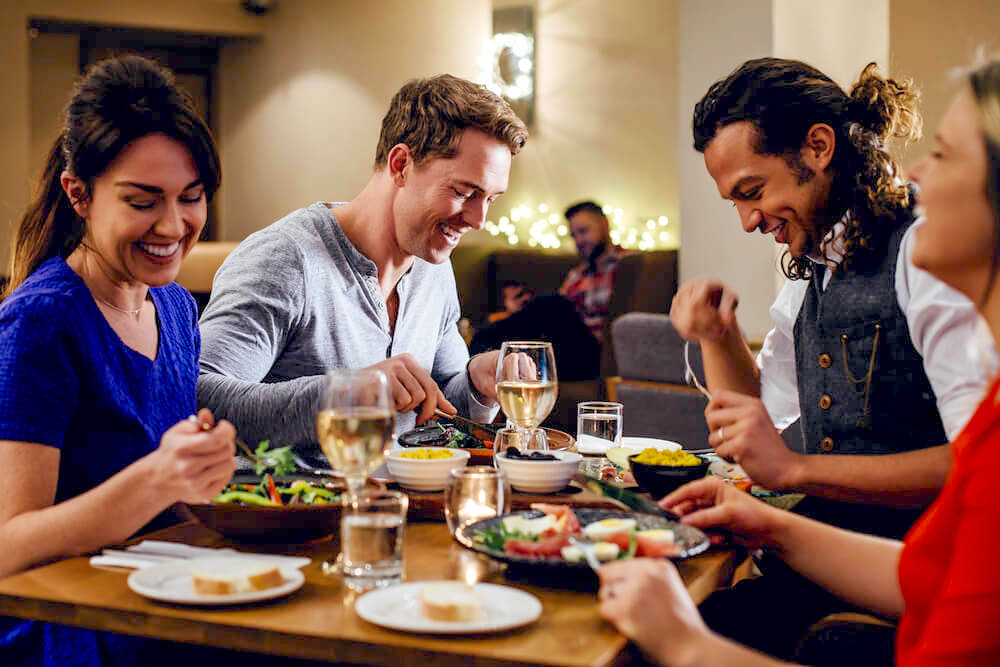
595 58 1000 667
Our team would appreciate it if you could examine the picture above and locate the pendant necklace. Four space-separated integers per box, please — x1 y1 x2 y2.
94 295 144 316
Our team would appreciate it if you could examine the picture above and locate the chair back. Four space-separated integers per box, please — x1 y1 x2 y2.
175 242 239 313
608 312 710 448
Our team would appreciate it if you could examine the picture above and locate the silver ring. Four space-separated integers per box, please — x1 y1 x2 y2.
718 427 725 442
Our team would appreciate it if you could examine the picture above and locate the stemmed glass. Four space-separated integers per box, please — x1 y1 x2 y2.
495 341 558 451
316 369 395 502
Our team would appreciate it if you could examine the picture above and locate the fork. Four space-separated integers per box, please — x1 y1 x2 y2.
567 536 603 573
684 340 712 401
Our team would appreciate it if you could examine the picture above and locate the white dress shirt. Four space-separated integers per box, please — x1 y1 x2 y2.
757 219 995 440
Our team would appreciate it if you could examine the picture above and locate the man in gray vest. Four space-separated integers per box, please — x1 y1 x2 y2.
197 75 528 456
670 58 993 660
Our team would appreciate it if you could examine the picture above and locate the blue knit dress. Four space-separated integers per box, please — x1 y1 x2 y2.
0 256 199 667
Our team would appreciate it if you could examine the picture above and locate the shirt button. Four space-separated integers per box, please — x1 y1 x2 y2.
819 395 832 410
820 437 834 452
818 353 832 368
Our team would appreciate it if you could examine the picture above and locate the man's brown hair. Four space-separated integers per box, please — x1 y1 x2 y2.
374 74 528 168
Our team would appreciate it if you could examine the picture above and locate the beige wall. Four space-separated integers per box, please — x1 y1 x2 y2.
215 0 490 241
0 3 31 273
774 0 889 90
677 0 776 341
29 32 78 181
891 0 1000 167
0 0 263 272
467 0 680 253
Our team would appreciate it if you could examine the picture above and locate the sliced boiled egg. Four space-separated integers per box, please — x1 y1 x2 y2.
637 528 675 542
502 514 558 536
582 517 637 542
593 542 621 561
561 545 585 562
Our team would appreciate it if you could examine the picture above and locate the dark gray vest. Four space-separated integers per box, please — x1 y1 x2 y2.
793 217 946 456
790 212 944 539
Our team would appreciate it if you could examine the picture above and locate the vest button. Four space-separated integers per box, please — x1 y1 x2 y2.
819 395 832 410
818 353 832 368
820 437 835 452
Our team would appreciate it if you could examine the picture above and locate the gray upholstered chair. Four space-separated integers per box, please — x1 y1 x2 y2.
607 312 710 449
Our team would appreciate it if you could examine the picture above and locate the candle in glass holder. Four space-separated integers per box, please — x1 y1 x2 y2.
444 466 511 536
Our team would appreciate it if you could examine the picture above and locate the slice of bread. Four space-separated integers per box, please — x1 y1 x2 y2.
190 558 285 595
419 582 484 622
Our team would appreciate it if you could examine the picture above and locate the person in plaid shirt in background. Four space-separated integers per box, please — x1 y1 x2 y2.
559 201 632 343
470 201 630 380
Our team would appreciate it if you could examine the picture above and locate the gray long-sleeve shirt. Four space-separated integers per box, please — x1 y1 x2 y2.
197 202 496 453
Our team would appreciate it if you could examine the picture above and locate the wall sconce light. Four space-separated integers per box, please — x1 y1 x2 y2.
478 5 534 126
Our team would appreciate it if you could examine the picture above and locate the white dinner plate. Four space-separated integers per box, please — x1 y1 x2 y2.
355 581 542 634
127 557 305 606
620 436 683 452
575 434 617 455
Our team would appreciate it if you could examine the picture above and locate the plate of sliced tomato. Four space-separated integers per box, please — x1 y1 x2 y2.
455 505 710 570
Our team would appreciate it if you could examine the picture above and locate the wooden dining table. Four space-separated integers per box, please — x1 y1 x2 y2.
0 519 745 667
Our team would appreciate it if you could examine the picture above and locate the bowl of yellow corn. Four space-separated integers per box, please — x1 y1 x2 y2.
387 447 471 491
628 448 709 499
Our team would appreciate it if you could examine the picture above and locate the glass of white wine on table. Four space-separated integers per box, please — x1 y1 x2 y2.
316 368 395 575
495 341 558 451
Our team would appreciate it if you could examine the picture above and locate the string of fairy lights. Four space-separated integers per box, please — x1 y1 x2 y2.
483 203 677 251
476 34 675 252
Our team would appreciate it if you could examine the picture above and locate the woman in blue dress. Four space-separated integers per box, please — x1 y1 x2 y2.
0 55 237 666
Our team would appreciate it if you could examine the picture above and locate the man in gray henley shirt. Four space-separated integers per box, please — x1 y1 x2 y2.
197 75 529 453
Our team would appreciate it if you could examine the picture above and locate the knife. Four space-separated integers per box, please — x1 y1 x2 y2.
432 409 501 443
578 475 682 521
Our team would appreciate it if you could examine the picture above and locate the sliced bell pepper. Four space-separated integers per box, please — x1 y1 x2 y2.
212 491 279 507
266 474 283 505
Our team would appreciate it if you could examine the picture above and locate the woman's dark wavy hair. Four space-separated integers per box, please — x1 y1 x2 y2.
3 54 220 299
692 58 921 280
969 59 1000 301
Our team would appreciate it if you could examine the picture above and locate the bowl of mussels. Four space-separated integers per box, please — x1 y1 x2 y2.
398 419 575 465
493 447 584 493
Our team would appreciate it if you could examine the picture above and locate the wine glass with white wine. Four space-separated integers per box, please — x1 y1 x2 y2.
316 369 395 502
495 341 558 451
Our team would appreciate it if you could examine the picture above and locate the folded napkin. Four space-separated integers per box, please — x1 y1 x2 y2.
90 540 311 570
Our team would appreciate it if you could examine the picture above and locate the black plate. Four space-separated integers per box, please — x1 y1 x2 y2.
455 508 710 569
398 422 487 449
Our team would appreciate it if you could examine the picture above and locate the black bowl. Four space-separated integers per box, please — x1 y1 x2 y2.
628 453 710 499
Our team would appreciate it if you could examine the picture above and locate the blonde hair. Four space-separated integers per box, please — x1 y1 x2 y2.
967 58 1000 298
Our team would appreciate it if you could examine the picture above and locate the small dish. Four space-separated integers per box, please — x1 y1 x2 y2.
386 447 471 491
621 437 683 452
398 425 575 465
494 450 583 493
354 581 541 634
127 558 304 606
628 453 709 499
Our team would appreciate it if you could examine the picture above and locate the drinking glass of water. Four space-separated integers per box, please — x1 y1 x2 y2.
340 490 408 591
576 401 623 453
